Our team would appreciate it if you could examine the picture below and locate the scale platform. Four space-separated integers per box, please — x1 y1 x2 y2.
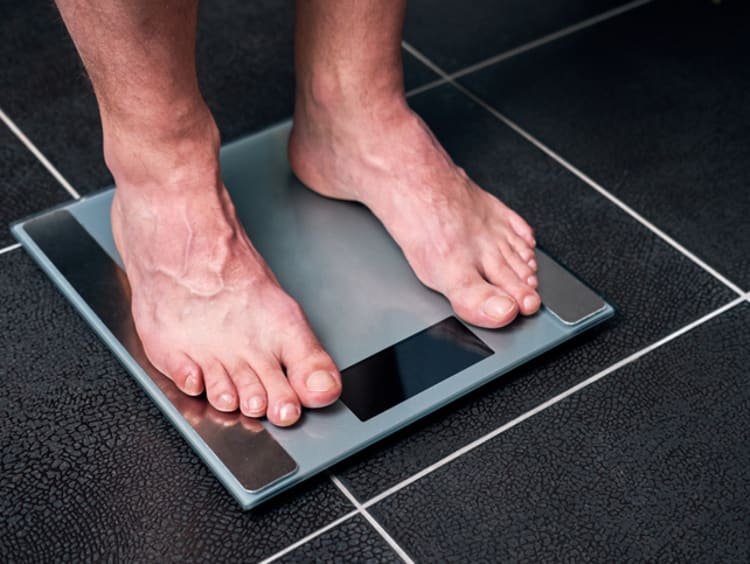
12 121 614 510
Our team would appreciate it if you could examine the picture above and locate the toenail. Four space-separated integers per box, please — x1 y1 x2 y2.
248 396 265 412
523 295 540 311
280 402 300 423
527 275 538 287
185 374 200 393
482 296 516 321
306 370 336 392
219 393 235 408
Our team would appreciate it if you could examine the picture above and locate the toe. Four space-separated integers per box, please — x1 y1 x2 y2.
507 211 536 247
281 333 341 409
446 271 519 328
495 242 535 288
482 260 541 316
147 348 204 396
230 364 268 418
506 232 536 264
203 361 239 412
253 358 302 427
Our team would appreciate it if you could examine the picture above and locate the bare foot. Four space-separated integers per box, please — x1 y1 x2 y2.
105 109 341 426
289 99 541 328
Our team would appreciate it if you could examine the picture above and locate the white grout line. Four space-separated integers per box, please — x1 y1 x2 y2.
257 509 360 564
358 294 746 509
0 242 21 256
260 474 417 564
401 42 746 296
329 474 415 564
405 77 445 99
405 0 654 98
0 108 81 200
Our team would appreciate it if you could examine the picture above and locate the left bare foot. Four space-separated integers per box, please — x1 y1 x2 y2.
289 98 540 328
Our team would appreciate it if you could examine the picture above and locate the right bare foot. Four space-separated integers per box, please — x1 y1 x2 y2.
105 108 341 427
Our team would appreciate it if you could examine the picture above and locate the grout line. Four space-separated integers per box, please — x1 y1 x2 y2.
405 77 446 99
329 474 415 564
359 295 746 510
405 0 654 98
257 509 360 564
0 108 81 200
400 42 746 296
0 242 21 256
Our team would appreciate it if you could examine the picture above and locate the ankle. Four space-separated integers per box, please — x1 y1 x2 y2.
102 102 221 193
296 66 408 124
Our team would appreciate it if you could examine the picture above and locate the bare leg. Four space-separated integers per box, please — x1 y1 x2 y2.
290 0 540 327
55 0 341 426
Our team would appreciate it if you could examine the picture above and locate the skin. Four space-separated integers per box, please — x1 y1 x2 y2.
54 0 540 427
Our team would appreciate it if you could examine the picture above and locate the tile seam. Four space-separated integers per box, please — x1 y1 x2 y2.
0 108 81 200
0 242 21 257
329 474 415 564
256 508 360 564
405 0 654 98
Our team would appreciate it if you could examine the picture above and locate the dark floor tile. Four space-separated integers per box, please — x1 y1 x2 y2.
333 84 737 500
0 251 352 562
370 304 750 562
463 0 750 289
404 0 629 73
1 1 436 195
278 515 402 564
0 127 70 247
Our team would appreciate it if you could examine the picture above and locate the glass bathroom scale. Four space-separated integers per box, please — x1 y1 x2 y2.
12 121 614 510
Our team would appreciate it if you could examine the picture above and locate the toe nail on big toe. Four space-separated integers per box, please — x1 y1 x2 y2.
482 296 515 321
306 370 336 392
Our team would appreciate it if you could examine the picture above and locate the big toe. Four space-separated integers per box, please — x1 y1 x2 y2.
282 330 341 409
447 273 520 328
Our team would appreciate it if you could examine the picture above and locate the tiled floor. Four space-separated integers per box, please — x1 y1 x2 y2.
1 0 748 561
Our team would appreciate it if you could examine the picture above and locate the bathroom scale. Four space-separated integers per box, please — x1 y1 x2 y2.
12 120 614 510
